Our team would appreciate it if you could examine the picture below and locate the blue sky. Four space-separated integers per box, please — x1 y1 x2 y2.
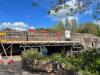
0 0 96 30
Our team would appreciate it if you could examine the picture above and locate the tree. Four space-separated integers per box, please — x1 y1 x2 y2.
48 0 95 16
55 20 64 33
70 17 78 33
65 17 69 30
47 27 56 33
32 0 98 20
77 22 100 37
65 17 78 33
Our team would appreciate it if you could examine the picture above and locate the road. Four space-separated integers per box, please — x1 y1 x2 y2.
0 56 37 75
0 56 55 75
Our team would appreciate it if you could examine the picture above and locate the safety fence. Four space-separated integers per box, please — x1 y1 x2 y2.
0 30 65 42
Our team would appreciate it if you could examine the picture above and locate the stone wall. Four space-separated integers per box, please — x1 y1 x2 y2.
21 51 79 75
71 33 100 49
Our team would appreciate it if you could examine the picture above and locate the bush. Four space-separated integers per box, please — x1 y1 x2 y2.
22 48 100 75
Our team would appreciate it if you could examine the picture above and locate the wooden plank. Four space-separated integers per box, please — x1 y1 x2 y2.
4 41 80 44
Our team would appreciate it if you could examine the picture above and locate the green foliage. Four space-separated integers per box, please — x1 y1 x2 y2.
79 70 94 75
77 22 100 37
55 20 64 33
50 49 100 75
71 17 78 32
50 53 65 63
23 49 43 60
47 28 56 33
74 49 100 75
23 48 100 75
65 17 78 33
65 17 69 30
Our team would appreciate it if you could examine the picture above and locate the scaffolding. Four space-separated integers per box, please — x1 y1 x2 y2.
0 29 100 61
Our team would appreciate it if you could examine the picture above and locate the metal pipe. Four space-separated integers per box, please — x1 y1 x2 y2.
1 44 7 57
1 44 13 54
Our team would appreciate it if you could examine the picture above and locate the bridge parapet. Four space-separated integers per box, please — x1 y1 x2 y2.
71 33 100 49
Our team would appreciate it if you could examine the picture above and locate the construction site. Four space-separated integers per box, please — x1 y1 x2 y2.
0 28 100 56
0 0 100 75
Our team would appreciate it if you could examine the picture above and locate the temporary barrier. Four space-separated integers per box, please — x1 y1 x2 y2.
0 54 3 63
8 54 14 64
0 43 14 64
8 45 14 64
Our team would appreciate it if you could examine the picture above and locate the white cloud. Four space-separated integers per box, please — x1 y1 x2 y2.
13 22 29 28
0 22 12 29
13 28 27 31
29 26 35 29
0 22 31 31
84 10 93 15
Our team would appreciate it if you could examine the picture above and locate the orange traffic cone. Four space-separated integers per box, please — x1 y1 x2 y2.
0 54 3 63
8 54 14 64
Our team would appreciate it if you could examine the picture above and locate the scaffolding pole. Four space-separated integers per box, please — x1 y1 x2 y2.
1 44 7 57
